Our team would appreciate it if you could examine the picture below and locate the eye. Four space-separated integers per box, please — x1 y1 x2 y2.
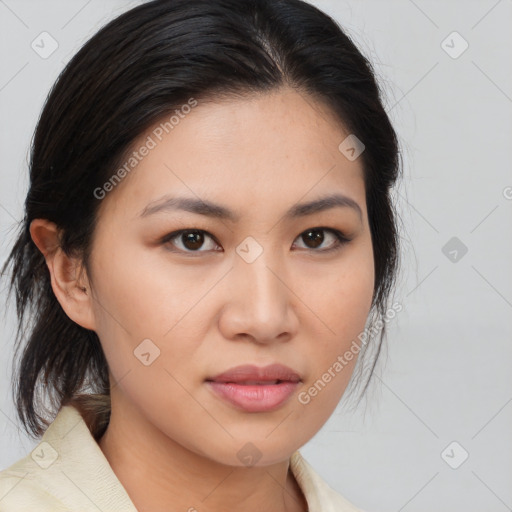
161 227 351 255
162 229 220 253
292 227 350 253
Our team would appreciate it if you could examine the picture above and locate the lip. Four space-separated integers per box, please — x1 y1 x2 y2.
207 364 301 384
206 364 302 412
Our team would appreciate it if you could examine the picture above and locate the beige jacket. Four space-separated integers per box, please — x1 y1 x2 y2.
0 405 366 511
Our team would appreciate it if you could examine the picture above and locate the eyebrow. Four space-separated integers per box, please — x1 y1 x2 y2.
139 193 363 222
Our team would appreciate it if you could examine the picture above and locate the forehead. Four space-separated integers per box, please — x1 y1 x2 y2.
98 88 366 221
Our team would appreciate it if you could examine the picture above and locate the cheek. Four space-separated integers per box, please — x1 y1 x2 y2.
298 245 374 340
295 246 374 409
90 242 189 335
88 243 211 384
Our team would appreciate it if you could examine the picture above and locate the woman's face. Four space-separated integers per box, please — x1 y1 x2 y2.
86 88 374 466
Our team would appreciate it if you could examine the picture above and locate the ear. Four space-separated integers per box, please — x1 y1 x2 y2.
29 218 96 331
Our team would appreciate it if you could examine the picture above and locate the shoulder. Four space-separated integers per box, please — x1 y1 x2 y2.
0 458 67 511
0 404 136 512
0 406 77 510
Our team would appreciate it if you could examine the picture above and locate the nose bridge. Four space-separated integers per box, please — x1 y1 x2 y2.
236 241 284 308
229 237 293 337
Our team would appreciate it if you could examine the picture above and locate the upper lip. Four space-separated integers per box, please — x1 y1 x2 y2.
206 364 301 384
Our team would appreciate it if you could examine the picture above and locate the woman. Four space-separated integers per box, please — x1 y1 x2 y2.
0 0 402 510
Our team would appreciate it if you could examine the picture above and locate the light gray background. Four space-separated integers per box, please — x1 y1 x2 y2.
1 1 511 511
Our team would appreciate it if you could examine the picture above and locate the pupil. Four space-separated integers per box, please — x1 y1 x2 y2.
183 231 204 250
304 229 323 248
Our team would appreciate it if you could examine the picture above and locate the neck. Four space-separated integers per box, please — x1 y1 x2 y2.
97 392 308 512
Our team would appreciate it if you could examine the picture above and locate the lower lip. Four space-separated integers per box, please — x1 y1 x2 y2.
206 381 300 412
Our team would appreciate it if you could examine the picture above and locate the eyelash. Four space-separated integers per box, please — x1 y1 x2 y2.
160 227 351 255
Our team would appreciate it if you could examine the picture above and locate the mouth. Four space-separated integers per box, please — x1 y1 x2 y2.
205 364 302 412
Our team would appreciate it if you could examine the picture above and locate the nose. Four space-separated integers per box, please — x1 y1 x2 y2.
218 250 299 345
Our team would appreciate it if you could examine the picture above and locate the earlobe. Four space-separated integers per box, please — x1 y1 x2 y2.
29 219 96 331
